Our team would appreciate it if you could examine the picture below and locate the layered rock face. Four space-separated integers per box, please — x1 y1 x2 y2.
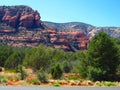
0 5 89 51
45 22 120 39
0 5 42 28
0 29 89 51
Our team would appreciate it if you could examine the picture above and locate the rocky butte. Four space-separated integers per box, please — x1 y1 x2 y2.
0 5 43 28
0 5 120 52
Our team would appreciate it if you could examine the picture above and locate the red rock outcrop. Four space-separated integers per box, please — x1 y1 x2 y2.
19 14 34 27
0 5 43 28
34 10 41 26
47 30 89 51
2 11 20 27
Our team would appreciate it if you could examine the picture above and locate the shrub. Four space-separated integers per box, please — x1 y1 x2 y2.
97 81 117 86
27 78 40 85
0 45 13 67
53 83 61 87
0 76 7 83
4 50 25 70
51 64 63 79
7 75 20 82
18 65 28 80
68 76 79 80
37 68 48 83
62 61 72 73
97 83 103 87
23 45 52 71
76 51 88 78
87 66 106 81
104 82 116 86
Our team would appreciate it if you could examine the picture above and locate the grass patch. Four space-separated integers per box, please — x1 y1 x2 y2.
27 78 40 85
97 81 117 87
53 83 61 87
7 76 20 82
0 76 7 83
68 76 79 80
5 69 17 73
104 82 116 86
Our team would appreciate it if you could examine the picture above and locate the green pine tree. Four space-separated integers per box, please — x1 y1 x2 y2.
86 32 119 81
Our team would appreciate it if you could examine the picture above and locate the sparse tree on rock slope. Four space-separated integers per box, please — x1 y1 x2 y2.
86 32 119 81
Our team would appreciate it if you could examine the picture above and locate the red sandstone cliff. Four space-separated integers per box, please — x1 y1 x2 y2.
0 5 42 28
0 5 89 51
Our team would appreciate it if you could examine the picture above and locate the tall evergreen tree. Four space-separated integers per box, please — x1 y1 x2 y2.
87 32 119 81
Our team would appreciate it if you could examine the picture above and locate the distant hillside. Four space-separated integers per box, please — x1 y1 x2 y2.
44 21 120 38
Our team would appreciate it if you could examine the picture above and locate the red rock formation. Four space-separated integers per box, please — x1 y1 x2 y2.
0 6 43 28
0 6 89 51
19 14 34 27
34 11 41 27
0 29 16 33
9 16 18 26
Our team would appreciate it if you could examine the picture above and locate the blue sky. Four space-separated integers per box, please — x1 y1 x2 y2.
0 0 120 27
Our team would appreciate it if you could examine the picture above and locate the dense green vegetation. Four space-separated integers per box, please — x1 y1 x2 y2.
79 32 120 81
0 32 120 81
